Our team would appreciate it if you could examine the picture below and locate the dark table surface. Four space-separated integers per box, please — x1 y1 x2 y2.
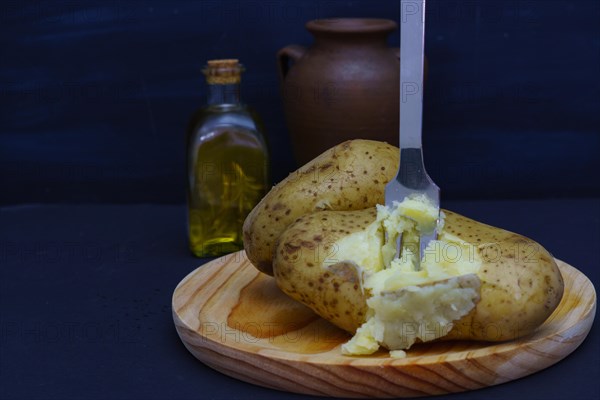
1 199 598 400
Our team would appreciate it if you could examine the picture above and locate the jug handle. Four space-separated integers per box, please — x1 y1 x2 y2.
277 45 307 83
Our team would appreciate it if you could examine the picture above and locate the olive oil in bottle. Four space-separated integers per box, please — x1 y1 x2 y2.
186 59 269 257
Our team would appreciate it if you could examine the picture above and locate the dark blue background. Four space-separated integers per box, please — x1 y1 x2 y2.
1 0 599 204
1 3 599 400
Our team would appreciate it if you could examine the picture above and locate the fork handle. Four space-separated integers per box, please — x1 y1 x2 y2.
400 0 426 149
398 148 429 190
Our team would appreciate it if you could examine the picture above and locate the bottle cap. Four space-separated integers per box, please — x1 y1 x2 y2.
203 59 244 84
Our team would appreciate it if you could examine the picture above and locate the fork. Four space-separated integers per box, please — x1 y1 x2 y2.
385 0 440 267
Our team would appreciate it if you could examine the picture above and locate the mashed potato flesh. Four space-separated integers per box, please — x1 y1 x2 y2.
329 217 385 272
341 195 483 356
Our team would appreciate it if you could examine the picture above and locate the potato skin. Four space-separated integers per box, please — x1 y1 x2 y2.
243 140 399 276
441 211 564 341
273 209 375 333
274 209 564 343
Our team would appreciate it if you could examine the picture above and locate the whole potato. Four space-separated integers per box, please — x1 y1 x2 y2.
243 140 399 276
273 208 564 353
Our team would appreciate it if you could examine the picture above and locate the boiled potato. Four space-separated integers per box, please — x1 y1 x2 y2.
273 197 564 355
243 140 399 276
244 139 563 355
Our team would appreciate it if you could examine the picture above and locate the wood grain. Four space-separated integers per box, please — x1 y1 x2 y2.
172 251 596 398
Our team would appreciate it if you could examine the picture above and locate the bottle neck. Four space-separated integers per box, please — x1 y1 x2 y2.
207 83 241 106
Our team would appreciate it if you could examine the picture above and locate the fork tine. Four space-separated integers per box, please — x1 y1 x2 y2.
396 233 402 260
419 231 436 268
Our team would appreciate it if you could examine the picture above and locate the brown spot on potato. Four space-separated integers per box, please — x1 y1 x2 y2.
320 162 333 170
272 203 285 211
301 238 317 249
284 243 301 253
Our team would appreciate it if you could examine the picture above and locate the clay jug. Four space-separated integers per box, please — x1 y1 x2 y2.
278 18 400 165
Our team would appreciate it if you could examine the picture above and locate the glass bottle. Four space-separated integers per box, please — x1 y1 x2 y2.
186 59 270 257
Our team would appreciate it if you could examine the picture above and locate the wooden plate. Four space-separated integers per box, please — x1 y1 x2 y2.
172 251 596 398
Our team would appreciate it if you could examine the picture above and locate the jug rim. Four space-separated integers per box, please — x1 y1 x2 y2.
306 18 397 34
